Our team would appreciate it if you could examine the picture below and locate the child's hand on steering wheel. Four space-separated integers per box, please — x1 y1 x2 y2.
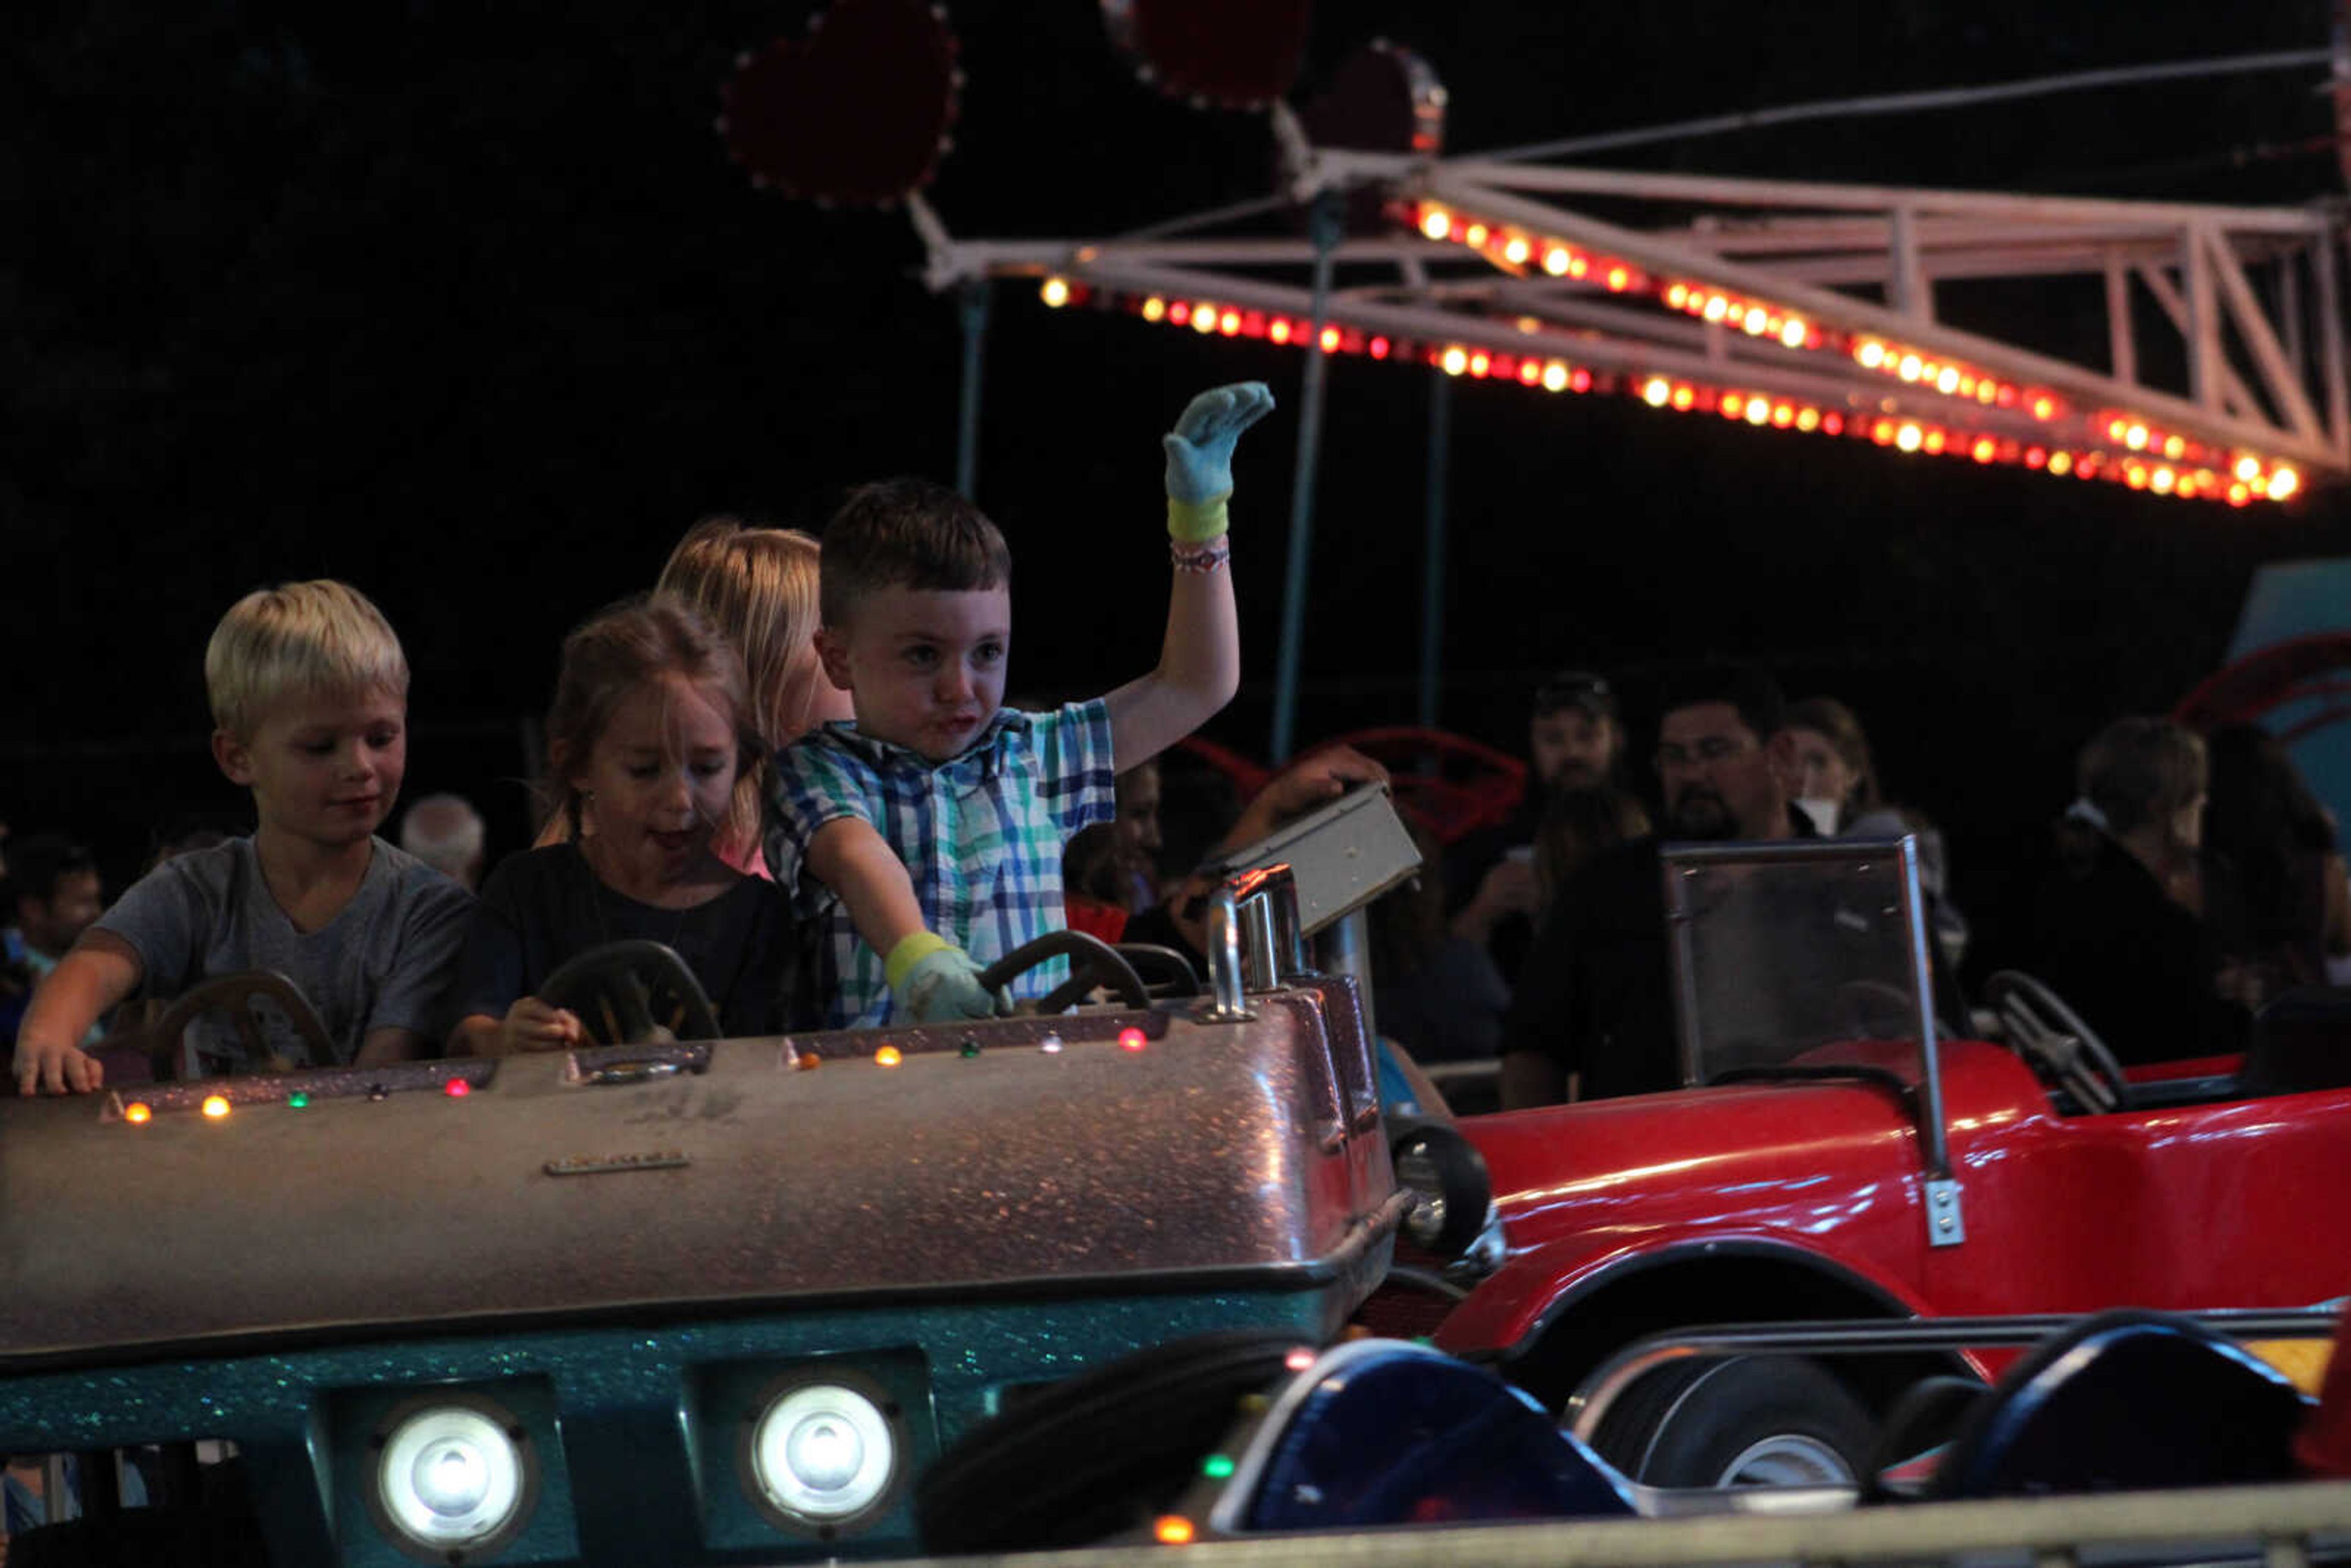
500 996 584 1054
888 932 1010 1023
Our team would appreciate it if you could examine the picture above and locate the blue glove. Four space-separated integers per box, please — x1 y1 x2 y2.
1163 381 1275 541
886 932 1007 1023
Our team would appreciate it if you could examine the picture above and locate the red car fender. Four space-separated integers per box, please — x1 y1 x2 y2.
1434 1228 1946 1365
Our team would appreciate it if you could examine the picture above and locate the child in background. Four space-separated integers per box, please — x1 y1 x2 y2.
1060 823 1134 945
449 597 798 1052
771 382 1272 1027
652 516 853 874
1111 760 1164 911
13 581 474 1093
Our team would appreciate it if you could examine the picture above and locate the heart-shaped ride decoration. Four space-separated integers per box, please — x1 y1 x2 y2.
1102 0 1311 111
720 0 961 204
1291 41 1447 236
1300 40 1446 157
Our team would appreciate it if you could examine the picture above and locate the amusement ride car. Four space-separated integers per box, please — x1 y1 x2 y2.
0 788 1423 1566
1388 831 2351 1491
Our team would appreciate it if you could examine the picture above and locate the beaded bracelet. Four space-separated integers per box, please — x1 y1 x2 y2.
1171 538 1231 574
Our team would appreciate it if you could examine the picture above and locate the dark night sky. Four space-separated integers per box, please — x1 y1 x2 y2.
9 0 2351 950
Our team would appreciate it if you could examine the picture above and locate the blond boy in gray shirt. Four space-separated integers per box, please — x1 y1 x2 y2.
13 580 472 1092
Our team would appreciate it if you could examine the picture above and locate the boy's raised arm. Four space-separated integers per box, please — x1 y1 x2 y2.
13 930 144 1095
1104 382 1272 770
809 817 1003 1022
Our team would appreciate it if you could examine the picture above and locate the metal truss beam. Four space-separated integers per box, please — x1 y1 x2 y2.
918 144 2350 502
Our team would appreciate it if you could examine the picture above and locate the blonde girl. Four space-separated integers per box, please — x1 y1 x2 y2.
656 517 852 873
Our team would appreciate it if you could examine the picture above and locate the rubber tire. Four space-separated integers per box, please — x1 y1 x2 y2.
10 1456 265 1568
10 1507 264 1568
915 1329 1307 1555
1865 1374 1987 1495
1591 1354 1875 1488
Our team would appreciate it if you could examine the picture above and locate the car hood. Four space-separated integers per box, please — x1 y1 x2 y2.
1437 1071 1937 1354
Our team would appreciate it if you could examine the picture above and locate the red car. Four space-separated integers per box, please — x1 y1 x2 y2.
1408 836 2351 1490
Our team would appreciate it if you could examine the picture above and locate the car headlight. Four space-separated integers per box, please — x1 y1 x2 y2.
1390 1120 1492 1258
743 1373 901 1531
373 1396 536 1558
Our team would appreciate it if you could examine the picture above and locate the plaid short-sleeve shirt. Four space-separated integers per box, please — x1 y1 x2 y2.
767 700 1118 1028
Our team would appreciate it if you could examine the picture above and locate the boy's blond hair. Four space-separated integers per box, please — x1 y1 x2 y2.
204 580 410 737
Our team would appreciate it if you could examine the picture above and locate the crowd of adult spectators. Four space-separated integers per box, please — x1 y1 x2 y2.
6 661 2345 1109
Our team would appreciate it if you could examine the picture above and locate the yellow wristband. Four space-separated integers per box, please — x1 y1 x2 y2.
1167 495 1231 543
884 930 953 990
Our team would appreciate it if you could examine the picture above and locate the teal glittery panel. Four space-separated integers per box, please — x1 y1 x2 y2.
0 1288 1332 1564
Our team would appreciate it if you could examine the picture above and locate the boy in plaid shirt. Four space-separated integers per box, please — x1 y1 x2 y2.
769 383 1272 1027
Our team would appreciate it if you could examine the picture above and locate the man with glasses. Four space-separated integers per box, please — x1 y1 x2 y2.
1498 666 1809 1108
1449 670 1629 985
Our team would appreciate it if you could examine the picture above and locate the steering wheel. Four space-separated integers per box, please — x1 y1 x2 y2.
1114 943 1201 1000
977 931 1150 1015
541 940 722 1045
1983 970 2131 1113
144 970 335 1079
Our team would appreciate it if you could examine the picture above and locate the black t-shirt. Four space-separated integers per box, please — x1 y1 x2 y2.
454 843 803 1038
1502 808 1832 1101
1501 835 1677 1100
2027 831 2249 1063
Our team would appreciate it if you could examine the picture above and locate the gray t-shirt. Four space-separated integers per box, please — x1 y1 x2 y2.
97 836 474 1070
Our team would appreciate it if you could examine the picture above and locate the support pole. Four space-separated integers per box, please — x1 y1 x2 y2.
2279 253 2307 387
2184 225 2220 411
1889 204 1932 321
954 279 990 499
2105 254 2139 386
2320 231 2351 457
1270 192 1343 764
1417 369 1452 730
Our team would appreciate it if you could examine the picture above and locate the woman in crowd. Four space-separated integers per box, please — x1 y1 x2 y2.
1783 696 1968 968
2202 722 2351 1001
